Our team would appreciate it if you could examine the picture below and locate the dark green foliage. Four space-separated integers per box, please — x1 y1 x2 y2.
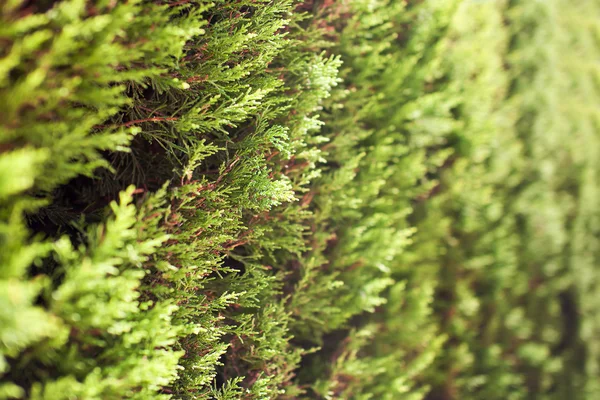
1 0 599 399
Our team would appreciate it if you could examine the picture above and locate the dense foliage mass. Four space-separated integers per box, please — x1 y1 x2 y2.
1 0 598 399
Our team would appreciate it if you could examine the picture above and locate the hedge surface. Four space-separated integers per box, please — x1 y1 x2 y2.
0 0 598 399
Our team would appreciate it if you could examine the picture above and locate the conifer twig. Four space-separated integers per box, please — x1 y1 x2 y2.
96 117 178 129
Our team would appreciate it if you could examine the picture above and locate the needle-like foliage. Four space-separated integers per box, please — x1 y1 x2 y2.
1 0 598 399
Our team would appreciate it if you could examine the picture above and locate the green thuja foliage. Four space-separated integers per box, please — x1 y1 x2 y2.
2 0 344 397
1 1 203 398
1 186 183 399
504 1 600 397
1 0 599 399
287 0 600 398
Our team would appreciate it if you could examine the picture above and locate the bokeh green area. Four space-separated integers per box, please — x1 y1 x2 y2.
0 0 598 399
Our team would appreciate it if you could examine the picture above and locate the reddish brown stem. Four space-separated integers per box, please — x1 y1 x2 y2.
97 116 178 129
164 0 193 7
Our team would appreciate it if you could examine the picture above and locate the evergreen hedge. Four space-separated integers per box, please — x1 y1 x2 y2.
1 0 598 399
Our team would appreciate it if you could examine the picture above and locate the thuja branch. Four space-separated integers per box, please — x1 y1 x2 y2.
96 117 179 129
